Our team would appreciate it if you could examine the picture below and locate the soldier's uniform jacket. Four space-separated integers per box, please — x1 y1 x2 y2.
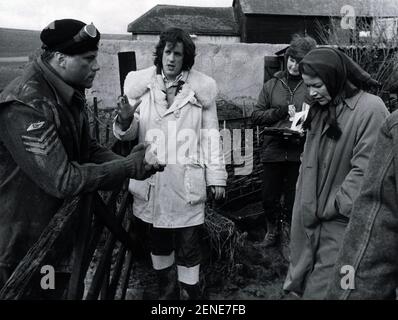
0 58 130 269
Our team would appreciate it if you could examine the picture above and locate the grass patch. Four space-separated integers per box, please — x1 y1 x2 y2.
0 62 27 91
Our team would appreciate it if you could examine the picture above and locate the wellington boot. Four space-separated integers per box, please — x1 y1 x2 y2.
156 266 179 300
179 282 201 300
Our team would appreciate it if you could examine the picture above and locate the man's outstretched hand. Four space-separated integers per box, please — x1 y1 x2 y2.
125 143 165 180
115 95 141 131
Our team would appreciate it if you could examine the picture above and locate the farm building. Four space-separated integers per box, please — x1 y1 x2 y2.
128 0 398 44
127 5 240 44
235 0 398 44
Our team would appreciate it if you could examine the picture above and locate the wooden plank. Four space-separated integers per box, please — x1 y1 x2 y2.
100 264 110 300
67 194 94 300
0 196 82 300
82 186 128 300
106 220 132 299
106 245 127 299
85 230 117 300
70 188 124 300
85 190 131 300
92 192 135 250
81 215 105 280
119 250 134 300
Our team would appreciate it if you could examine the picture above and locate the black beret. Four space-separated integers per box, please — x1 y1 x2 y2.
40 19 100 55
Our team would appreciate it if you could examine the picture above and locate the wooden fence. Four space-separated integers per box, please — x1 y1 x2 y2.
4 48 397 299
0 51 138 300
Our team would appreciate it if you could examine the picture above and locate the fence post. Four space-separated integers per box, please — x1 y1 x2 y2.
118 51 136 95
117 51 137 154
242 101 247 128
105 124 110 145
67 194 94 300
93 97 99 142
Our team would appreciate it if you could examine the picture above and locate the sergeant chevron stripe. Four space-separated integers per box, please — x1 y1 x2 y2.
21 124 60 156
22 125 55 142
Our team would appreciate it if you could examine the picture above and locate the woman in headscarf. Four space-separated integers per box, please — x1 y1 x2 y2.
283 47 390 299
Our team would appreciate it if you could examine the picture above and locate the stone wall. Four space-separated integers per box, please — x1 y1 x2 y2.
87 39 287 112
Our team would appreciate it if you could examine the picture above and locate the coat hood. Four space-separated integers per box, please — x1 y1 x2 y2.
123 66 218 109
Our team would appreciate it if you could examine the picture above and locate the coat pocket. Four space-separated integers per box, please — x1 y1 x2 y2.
321 187 340 221
184 164 206 205
128 179 151 201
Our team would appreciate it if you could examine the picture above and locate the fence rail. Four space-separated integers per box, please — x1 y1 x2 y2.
0 143 135 300
2 85 396 299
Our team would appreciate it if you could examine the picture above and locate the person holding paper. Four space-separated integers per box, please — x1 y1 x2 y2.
283 47 389 299
251 35 317 249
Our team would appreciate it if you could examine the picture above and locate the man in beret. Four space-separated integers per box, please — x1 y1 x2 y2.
0 19 160 296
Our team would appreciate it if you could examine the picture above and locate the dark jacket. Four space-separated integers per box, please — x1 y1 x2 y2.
251 71 307 162
326 111 398 300
0 58 131 268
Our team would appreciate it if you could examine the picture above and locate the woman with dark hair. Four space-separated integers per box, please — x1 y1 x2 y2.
251 35 316 249
113 28 227 300
283 47 389 299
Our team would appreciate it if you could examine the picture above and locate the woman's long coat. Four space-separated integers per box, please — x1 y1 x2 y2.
283 91 389 298
114 66 227 228
326 110 398 299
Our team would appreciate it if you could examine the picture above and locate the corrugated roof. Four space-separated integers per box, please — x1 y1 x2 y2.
237 0 398 17
127 5 239 35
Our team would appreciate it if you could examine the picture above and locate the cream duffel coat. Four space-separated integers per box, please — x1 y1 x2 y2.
114 66 227 228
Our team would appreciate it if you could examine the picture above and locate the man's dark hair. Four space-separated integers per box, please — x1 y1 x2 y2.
153 28 196 71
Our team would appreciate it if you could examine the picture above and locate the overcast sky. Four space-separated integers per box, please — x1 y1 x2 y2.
0 0 233 33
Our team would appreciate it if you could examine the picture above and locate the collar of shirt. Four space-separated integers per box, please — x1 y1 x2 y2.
161 70 187 89
37 57 84 108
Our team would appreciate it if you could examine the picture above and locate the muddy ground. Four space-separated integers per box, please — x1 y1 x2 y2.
124 242 288 300
121 203 290 300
